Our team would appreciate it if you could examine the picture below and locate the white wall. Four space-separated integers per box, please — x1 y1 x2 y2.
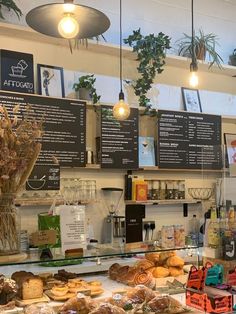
2 0 236 64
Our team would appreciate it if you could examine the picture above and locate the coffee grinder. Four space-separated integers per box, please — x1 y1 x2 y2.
101 187 125 245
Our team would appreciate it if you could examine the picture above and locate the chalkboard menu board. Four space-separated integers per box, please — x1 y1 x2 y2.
0 90 86 167
101 105 139 169
158 110 222 169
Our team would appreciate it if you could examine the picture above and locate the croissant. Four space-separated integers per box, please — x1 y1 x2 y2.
108 263 121 281
145 253 160 266
134 259 155 270
116 266 130 283
132 269 155 289
149 266 170 278
166 256 184 268
159 251 176 265
168 266 184 277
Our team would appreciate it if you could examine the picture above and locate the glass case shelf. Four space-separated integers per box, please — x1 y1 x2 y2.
0 244 200 267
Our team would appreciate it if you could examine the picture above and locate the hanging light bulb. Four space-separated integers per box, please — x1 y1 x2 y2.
113 92 131 120
189 62 199 87
113 0 130 120
58 13 79 39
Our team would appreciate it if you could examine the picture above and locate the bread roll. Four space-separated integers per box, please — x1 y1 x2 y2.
108 263 121 281
166 256 184 268
168 267 184 277
90 302 126 314
159 251 176 265
134 259 155 270
149 266 169 278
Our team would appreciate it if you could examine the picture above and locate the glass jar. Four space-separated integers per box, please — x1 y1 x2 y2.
159 181 166 200
161 225 175 248
174 225 185 247
0 194 20 255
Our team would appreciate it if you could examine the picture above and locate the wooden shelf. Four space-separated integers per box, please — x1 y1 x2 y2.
138 166 224 173
125 199 201 205
15 197 64 207
1 22 236 78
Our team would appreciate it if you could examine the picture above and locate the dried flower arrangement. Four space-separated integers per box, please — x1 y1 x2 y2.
0 104 43 254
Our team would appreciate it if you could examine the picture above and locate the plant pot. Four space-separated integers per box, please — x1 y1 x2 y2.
196 44 206 61
229 55 236 66
78 88 92 102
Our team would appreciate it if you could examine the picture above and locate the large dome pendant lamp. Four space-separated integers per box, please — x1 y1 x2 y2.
26 0 110 40
113 0 130 121
189 0 199 88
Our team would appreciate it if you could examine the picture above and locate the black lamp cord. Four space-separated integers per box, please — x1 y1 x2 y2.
119 0 124 100
190 0 198 71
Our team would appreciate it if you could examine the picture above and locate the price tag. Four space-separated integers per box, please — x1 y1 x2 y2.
31 230 57 246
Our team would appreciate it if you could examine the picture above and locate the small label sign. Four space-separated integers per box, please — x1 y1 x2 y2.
0 49 34 94
26 165 60 191
31 230 57 246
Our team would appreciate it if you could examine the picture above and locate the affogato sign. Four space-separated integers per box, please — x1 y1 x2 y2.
0 49 34 94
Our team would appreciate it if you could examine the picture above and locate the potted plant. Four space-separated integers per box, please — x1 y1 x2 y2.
124 28 171 113
73 74 101 104
0 0 22 19
176 29 223 68
229 49 236 66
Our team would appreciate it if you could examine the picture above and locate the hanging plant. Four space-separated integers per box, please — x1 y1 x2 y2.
0 0 22 19
124 28 171 112
68 34 106 54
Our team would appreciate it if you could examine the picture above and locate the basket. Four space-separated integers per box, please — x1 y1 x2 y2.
188 188 213 200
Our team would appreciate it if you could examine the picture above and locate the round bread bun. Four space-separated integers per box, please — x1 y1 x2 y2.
166 256 184 268
168 266 184 277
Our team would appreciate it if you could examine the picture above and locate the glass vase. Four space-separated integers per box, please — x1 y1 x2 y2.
0 194 20 255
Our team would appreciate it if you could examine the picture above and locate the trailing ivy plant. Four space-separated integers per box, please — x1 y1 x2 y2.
0 0 22 19
124 28 171 113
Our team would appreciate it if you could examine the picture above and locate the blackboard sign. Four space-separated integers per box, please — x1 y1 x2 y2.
26 165 60 191
101 105 139 169
0 90 86 167
158 110 222 169
0 50 34 94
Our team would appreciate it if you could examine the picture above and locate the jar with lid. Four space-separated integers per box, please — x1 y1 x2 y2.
152 181 160 200
166 181 174 199
159 181 166 200
178 181 185 199
174 225 185 247
161 225 175 248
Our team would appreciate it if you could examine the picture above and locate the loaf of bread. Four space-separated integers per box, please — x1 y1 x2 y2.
11 271 43 300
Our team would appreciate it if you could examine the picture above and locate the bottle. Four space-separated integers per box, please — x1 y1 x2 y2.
189 215 199 245
208 207 220 249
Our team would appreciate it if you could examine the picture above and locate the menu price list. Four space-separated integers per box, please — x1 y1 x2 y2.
158 110 222 169
101 105 139 169
0 91 86 167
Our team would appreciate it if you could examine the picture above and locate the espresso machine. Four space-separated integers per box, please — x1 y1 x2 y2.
101 187 125 246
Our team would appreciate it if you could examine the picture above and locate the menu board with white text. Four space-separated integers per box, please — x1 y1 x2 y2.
158 110 222 169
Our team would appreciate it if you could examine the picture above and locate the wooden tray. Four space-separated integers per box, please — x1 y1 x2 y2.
45 290 76 301
0 253 27 263
15 294 50 307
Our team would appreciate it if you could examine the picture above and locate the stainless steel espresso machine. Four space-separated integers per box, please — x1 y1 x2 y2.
101 187 125 246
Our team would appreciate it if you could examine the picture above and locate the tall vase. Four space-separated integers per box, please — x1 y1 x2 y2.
0 194 20 255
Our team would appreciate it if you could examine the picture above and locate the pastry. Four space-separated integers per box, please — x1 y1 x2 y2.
123 268 137 286
0 301 15 311
11 271 43 300
59 293 96 314
159 251 176 265
149 266 170 278
25 303 55 314
132 269 155 289
145 295 169 313
126 285 156 303
0 274 18 305
54 269 78 282
108 264 121 281
166 256 184 267
168 267 184 277
117 266 130 283
134 259 155 270
51 284 69 297
168 295 185 313
90 302 126 314
145 253 160 265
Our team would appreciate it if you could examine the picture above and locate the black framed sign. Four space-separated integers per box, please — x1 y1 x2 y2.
26 165 60 191
101 105 139 169
37 64 65 98
0 49 34 94
158 110 222 169
181 87 202 112
0 90 86 167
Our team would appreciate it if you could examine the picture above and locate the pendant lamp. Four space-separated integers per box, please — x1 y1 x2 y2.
26 0 110 40
189 0 198 87
113 0 130 121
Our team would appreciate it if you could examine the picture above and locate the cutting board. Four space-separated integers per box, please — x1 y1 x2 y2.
0 253 27 263
15 294 50 307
